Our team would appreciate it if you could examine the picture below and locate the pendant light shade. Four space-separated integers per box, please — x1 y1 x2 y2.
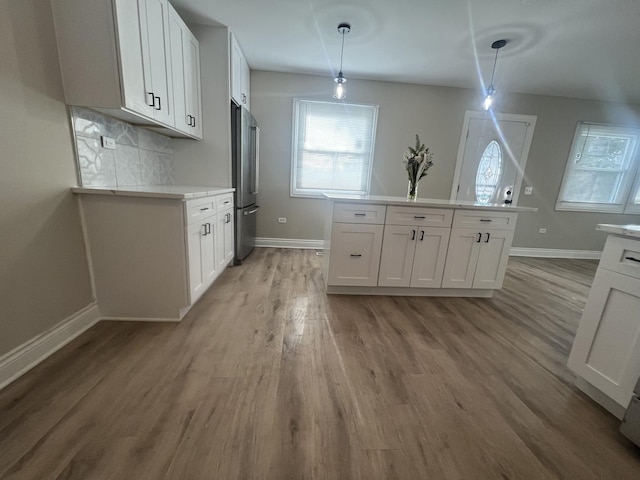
334 23 351 99
483 39 507 111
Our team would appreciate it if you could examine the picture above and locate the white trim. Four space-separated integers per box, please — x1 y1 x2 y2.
450 110 538 205
256 237 324 249
509 247 602 259
0 303 101 390
326 286 494 297
101 316 181 322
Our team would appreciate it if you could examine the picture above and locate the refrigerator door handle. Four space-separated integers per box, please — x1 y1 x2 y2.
251 125 260 195
244 206 260 216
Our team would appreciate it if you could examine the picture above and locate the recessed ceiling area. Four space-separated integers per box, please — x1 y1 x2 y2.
173 0 640 104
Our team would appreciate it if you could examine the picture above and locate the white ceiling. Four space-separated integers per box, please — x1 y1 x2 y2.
173 0 640 104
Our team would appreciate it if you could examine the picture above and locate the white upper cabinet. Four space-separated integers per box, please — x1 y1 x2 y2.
230 33 250 109
51 0 201 138
168 4 202 139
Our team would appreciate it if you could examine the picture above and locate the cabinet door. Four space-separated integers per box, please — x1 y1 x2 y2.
187 221 206 302
568 269 640 407
215 212 227 271
473 229 514 289
114 0 155 118
202 217 217 287
168 6 189 133
230 35 243 106
378 225 417 287
411 228 450 288
184 30 202 138
223 210 235 264
328 224 384 286
241 54 250 110
441 228 480 289
139 0 174 126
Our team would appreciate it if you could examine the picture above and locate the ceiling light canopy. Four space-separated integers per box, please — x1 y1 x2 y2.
483 39 507 111
334 23 351 100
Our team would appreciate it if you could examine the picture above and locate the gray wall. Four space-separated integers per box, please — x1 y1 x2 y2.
250 71 640 250
173 25 232 188
0 0 93 356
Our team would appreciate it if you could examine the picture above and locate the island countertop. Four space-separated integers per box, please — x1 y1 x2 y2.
72 185 235 200
596 224 640 239
324 194 537 212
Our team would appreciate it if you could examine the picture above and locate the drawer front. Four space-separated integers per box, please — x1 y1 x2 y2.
386 206 453 227
452 210 518 230
600 235 640 279
216 193 234 211
333 203 386 224
185 196 216 225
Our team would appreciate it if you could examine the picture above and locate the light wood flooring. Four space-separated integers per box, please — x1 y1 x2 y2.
1 249 639 479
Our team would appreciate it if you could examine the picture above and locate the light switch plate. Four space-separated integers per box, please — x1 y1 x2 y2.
101 136 116 150
538 228 547 234
524 186 533 195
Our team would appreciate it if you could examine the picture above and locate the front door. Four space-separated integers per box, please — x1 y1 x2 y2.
451 111 537 205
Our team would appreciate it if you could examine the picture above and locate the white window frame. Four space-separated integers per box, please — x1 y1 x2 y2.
556 122 640 214
290 99 378 198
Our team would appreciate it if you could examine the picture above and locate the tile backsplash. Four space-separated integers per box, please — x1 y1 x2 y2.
71 106 175 187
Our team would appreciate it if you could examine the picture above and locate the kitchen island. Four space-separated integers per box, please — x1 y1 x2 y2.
323 195 536 297
568 224 640 418
73 186 235 321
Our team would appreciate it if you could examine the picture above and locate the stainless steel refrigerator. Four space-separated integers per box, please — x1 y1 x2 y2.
231 104 260 264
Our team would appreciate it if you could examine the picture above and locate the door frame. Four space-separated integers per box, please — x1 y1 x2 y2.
449 111 538 205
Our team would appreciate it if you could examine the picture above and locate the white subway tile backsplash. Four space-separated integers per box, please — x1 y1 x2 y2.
70 107 174 187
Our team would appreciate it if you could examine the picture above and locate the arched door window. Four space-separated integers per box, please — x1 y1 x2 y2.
476 140 503 204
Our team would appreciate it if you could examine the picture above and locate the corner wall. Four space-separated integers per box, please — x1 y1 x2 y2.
0 0 93 357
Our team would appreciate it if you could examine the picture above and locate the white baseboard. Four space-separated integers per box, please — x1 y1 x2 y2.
101 316 181 322
256 237 323 249
255 239 602 260
509 247 602 259
0 303 101 390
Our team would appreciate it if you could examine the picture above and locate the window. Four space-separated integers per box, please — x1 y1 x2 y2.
291 99 378 197
556 122 640 213
476 140 503 204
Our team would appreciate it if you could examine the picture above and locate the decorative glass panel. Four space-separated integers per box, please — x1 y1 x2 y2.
476 140 503 204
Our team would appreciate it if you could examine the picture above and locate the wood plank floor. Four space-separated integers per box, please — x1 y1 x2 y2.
1 249 639 479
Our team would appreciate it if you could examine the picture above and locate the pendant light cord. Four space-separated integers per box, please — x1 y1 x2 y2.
339 29 346 73
488 47 500 88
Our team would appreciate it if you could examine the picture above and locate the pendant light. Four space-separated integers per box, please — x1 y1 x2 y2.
334 23 351 100
483 39 507 110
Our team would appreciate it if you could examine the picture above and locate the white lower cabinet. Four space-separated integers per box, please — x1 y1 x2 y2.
328 223 384 286
568 233 640 413
325 201 523 296
378 226 450 288
77 190 234 321
441 228 514 289
187 212 217 303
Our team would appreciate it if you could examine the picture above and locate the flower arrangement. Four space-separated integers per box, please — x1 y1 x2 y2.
403 134 434 200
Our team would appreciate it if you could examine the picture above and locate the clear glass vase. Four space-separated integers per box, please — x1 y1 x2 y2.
407 180 419 200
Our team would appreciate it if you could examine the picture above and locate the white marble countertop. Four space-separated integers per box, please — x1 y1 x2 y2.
597 224 640 239
324 194 537 212
72 185 235 200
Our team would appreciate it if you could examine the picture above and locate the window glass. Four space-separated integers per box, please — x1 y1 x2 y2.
556 123 640 213
291 100 378 197
476 140 503 204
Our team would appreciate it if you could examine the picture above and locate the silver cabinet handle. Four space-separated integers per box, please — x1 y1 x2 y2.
411 229 416 240
354 213 366 217
625 256 640 263
350 254 362 257
147 92 155 107
480 219 492 222
155 95 161 111
414 215 426 219
485 232 490 243
476 233 482 243
200 207 210 211
420 230 425 241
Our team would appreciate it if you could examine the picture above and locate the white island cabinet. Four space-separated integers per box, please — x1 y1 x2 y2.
323 195 535 297
568 224 640 418
73 186 234 321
